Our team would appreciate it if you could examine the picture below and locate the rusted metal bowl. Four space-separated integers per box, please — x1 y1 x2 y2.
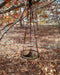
21 50 39 60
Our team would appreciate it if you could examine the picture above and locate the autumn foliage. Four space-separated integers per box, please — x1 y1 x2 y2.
6 3 10 7
4 0 11 2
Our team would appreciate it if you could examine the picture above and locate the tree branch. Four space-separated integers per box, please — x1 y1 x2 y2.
21 0 56 21
0 0 12 8
36 0 56 11
0 1 7 8
0 22 14 31
0 0 40 14
0 2 26 40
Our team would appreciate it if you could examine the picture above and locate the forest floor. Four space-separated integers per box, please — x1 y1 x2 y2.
0 25 60 75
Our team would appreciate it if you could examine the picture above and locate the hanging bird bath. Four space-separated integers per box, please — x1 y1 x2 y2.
21 49 39 59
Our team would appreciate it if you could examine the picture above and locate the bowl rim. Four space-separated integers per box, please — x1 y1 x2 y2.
21 50 39 60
